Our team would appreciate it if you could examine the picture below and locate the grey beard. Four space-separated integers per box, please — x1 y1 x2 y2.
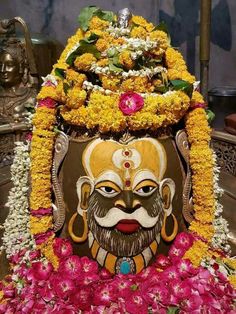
87 193 164 257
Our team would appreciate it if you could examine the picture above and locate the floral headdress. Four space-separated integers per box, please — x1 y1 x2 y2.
0 7 235 313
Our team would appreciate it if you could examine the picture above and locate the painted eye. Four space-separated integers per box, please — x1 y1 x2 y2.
100 186 117 194
136 186 156 195
95 181 121 198
134 180 158 197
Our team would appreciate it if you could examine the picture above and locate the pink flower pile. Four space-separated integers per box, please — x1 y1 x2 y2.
0 233 235 314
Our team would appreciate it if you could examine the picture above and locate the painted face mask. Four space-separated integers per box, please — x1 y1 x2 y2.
66 137 177 274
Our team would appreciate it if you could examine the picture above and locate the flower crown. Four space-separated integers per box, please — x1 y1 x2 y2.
37 6 204 133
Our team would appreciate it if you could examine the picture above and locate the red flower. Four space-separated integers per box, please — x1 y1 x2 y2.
53 238 73 259
70 287 92 310
125 291 148 314
52 278 75 299
58 255 81 279
154 254 172 269
80 256 98 274
119 92 144 115
31 261 53 281
93 284 116 307
173 232 193 250
38 97 57 109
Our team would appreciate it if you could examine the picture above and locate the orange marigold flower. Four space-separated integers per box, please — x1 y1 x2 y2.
119 50 135 70
130 26 147 39
89 16 109 30
66 88 87 109
96 38 109 52
66 70 87 87
74 53 96 71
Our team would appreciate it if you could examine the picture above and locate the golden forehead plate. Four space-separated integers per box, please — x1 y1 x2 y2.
82 138 167 181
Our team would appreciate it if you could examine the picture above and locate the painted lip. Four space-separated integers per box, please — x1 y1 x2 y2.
115 219 141 234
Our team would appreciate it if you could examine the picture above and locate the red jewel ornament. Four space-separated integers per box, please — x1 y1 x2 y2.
125 180 131 187
124 151 130 156
124 162 130 168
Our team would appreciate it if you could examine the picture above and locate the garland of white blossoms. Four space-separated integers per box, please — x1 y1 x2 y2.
0 141 36 259
211 152 231 253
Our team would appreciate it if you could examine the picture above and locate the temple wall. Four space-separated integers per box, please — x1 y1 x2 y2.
0 0 235 88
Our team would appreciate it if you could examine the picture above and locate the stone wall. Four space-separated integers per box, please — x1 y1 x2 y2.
0 0 235 88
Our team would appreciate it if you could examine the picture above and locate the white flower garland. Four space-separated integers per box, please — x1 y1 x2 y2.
0 141 36 259
211 152 231 253
82 79 175 98
90 62 166 78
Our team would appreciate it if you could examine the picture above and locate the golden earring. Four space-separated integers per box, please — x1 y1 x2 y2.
161 212 178 242
68 211 88 243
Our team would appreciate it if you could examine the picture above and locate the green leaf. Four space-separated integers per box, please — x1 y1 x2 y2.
63 82 70 95
109 62 123 73
82 33 100 44
54 68 65 79
66 42 101 66
112 55 122 67
155 85 169 94
153 21 169 35
95 9 114 22
170 79 193 97
167 307 179 314
206 109 215 123
78 6 99 31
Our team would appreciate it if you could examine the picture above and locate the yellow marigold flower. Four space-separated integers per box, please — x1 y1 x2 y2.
150 30 169 55
96 38 109 52
189 221 215 241
131 15 154 32
165 47 186 68
89 16 109 30
100 75 121 91
129 112 165 131
183 239 209 267
61 107 87 127
30 216 53 235
180 72 196 84
38 235 59 269
121 77 154 93
228 275 236 288
96 58 109 67
186 108 211 144
53 29 83 70
66 88 87 109
191 90 204 104
110 37 126 46
223 258 236 270
119 50 135 70
66 70 87 87
55 81 66 102
130 26 147 39
33 107 56 130
30 193 52 211
37 86 57 101
74 53 96 71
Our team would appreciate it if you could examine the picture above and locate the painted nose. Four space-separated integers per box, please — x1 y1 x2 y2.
115 192 141 214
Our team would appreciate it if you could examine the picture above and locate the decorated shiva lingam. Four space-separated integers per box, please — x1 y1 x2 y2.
1 6 235 313
49 8 194 274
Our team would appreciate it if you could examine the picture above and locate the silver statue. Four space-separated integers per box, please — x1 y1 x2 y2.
117 8 132 28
